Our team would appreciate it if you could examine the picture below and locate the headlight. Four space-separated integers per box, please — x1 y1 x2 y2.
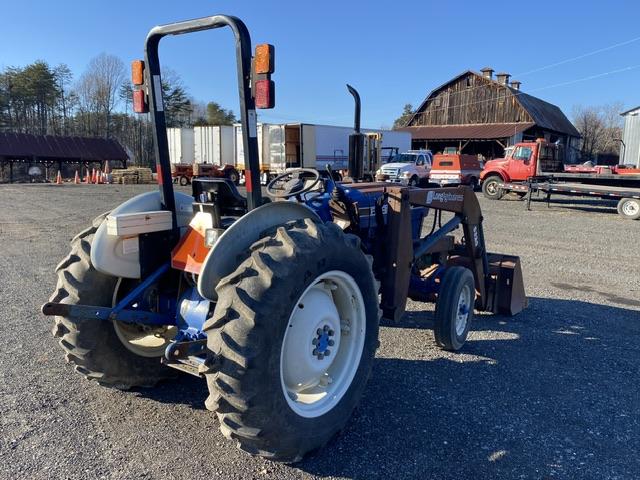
375 169 381 175
401 171 411 177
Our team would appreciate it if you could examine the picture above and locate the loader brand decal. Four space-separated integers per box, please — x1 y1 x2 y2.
426 191 464 204
153 75 163 111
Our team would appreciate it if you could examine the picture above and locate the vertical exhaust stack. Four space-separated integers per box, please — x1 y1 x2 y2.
346 84 364 181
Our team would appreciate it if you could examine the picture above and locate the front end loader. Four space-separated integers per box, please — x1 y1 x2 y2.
42 14 526 463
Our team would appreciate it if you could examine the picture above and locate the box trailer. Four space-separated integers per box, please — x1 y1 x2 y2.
194 125 235 165
234 123 411 182
167 128 194 164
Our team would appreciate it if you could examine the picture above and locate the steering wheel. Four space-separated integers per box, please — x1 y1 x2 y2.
266 168 321 199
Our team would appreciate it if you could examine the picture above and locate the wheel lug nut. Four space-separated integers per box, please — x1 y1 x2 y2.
312 349 318 355
323 325 330 332
312 338 318 345
316 328 323 335
325 350 331 356
328 329 334 336
328 340 334 346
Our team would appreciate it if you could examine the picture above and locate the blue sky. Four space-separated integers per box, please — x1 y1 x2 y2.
1 0 639 128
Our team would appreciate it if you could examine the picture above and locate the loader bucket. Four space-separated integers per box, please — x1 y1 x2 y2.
487 253 528 315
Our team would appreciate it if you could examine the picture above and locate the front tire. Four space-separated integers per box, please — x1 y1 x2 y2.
408 175 419 187
179 175 190 186
481 175 504 200
434 267 475 351
49 214 176 388
203 218 380 462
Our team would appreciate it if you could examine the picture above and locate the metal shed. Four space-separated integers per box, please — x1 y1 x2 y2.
620 106 640 168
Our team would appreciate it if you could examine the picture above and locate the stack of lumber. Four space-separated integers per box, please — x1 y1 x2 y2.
111 167 154 184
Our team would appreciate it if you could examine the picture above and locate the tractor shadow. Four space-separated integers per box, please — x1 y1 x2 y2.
296 297 640 479
131 372 209 410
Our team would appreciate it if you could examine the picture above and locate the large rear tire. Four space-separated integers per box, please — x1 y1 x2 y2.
49 214 176 389
481 175 504 200
203 218 380 462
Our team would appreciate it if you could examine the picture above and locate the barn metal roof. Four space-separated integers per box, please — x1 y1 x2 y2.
398 122 535 140
512 90 580 137
406 70 580 138
0 132 128 161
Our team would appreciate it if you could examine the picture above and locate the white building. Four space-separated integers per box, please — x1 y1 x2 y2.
620 106 640 168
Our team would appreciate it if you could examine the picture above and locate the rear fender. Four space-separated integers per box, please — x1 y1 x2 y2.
197 201 320 301
91 191 194 279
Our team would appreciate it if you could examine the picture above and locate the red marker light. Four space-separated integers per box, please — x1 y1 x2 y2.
254 79 275 109
133 89 148 113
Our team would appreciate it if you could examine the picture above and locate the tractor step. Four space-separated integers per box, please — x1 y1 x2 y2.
161 355 206 378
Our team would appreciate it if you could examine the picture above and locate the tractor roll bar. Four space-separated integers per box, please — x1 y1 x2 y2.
144 15 263 223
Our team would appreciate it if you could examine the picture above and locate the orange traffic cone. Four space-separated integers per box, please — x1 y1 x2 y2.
97 169 103 184
56 170 63 185
84 168 90 184
91 168 96 184
104 160 111 175
74 170 80 184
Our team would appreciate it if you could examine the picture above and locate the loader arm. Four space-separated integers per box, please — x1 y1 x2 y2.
381 185 521 322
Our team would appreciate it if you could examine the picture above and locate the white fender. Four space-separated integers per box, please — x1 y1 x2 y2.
197 201 320 301
91 191 194 279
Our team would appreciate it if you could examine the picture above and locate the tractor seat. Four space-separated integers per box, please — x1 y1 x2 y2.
192 178 247 216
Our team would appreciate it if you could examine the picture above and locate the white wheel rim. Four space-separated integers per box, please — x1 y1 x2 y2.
280 270 366 418
486 181 498 195
455 285 471 336
112 278 176 358
622 200 639 216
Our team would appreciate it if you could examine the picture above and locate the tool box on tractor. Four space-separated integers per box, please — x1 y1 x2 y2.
42 14 527 463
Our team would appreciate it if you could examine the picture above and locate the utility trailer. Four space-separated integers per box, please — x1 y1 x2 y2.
481 138 640 219
501 180 640 220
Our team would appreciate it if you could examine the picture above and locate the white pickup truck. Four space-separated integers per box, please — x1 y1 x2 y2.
375 150 433 186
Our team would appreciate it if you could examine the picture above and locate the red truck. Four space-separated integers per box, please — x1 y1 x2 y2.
429 152 482 189
171 163 240 186
480 139 640 219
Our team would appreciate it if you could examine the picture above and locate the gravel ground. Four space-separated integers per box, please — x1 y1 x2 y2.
0 183 638 480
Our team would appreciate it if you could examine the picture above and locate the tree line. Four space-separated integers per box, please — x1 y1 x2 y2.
0 54 237 167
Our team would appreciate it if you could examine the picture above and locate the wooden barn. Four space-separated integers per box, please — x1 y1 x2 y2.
398 68 580 161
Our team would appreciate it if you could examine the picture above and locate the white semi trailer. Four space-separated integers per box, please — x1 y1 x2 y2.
167 128 195 165
234 123 411 182
194 126 235 165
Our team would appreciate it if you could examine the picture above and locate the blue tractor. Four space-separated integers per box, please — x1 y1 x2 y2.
42 15 526 462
